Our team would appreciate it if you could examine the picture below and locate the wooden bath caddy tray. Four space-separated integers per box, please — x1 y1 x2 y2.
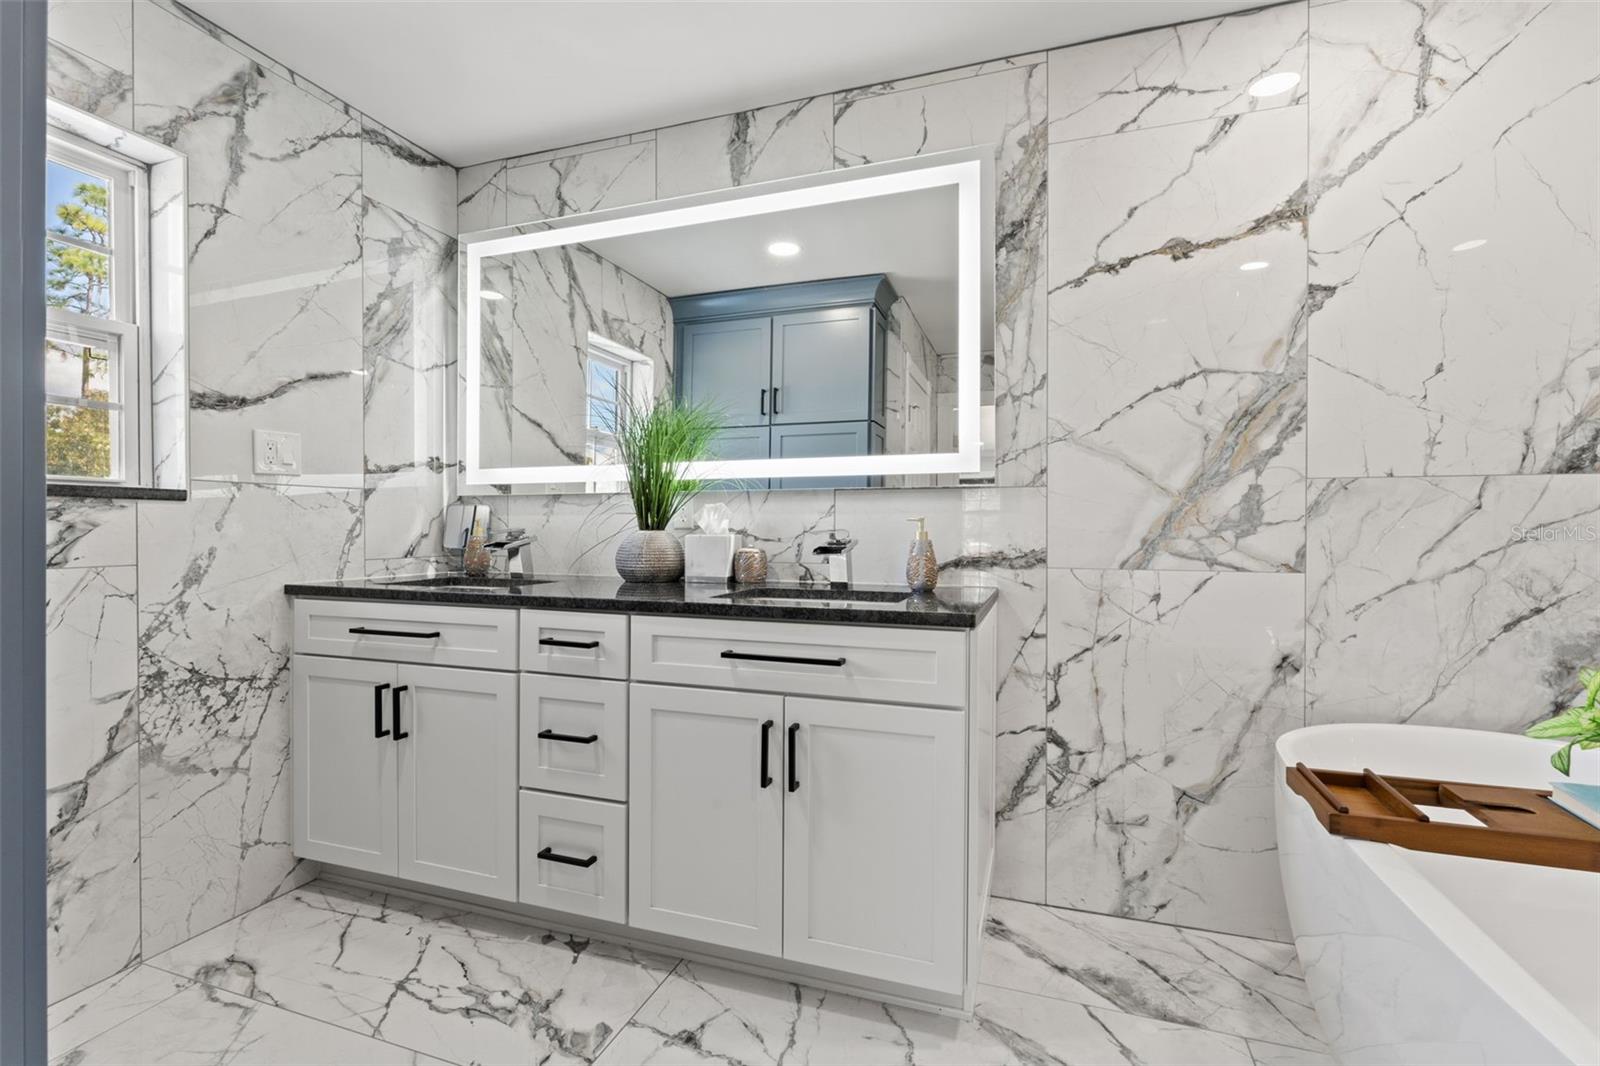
1287 763 1600 873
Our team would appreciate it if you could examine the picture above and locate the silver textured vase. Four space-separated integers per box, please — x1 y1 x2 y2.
615 530 684 583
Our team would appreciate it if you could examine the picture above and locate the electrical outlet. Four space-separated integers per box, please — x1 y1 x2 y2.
253 429 302 476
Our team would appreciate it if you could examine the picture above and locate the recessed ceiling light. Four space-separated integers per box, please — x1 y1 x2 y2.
1247 71 1302 98
480 289 505 300
767 240 801 258
1451 238 1488 252
1239 260 1271 272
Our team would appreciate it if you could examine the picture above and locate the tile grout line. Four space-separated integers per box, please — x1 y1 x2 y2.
589 957 685 1061
47 967 191 1060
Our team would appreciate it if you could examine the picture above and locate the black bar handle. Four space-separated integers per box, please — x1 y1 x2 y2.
760 719 774 788
373 683 391 738
772 386 780 414
537 847 598 868
391 685 409 741
760 388 767 416
538 637 600 650
537 728 599 745
787 723 800 792
350 626 441 640
721 650 846 668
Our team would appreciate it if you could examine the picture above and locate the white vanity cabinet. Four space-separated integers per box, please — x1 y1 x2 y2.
289 590 996 1013
290 654 518 901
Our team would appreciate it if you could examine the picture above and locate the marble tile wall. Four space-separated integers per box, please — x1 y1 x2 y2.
45 0 454 1000
457 0 1596 944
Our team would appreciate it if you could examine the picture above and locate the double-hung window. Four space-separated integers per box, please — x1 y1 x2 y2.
44 129 149 484
583 333 654 468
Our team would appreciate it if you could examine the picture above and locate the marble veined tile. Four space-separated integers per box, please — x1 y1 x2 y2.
46 564 140 1003
1046 569 1304 941
594 961 1255 1065
363 198 455 564
137 483 362 956
981 898 1322 1048
1048 2 1307 143
150 882 676 1066
1306 474 1600 731
46 40 133 127
457 159 507 233
1307 0 1599 475
656 96 832 198
362 116 457 237
135 3 364 485
46 497 135 570
505 140 656 226
52 980 450 1065
48 965 190 1053
48 0 132 77
1047 107 1308 572
834 63 1048 489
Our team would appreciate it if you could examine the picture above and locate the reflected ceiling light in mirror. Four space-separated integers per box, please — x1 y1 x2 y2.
1239 260 1270 272
766 240 801 257
480 289 505 300
1451 238 1488 252
1247 71 1301 98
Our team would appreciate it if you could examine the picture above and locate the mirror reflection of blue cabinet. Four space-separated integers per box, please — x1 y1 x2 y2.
673 276 892 490
704 426 771 492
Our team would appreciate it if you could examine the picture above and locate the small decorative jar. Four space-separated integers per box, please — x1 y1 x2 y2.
733 546 769 584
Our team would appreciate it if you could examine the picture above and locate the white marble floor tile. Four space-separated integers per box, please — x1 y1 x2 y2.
52 980 451 1065
48 965 192 1057
148 882 677 1066
981 898 1323 1049
1246 1039 1338 1066
595 961 1257 1066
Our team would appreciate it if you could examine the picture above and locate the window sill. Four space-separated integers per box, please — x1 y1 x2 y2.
47 482 188 502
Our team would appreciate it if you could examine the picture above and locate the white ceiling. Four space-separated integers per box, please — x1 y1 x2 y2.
185 0 1264 166
571 183 970 350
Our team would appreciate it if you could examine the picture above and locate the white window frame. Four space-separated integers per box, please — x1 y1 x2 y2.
44 128 151 486
581 333 653 492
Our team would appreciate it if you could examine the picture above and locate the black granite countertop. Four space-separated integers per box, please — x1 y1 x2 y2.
283 574 997 630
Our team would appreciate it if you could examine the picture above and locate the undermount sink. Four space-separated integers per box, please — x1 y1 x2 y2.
715 586 911 606
392 576 554 590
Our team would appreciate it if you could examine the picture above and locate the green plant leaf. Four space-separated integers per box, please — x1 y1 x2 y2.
1526 709 1587 739
1552 742 1574 776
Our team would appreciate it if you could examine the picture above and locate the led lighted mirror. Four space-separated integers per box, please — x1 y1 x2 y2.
461 149 994 492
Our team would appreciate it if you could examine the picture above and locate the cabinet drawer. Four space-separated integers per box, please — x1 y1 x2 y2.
631 616 967 708
518 791 626 924
520 610 628 679
294 598 517 671
519 675 627 801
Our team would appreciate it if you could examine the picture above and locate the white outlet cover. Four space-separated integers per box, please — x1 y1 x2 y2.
253 429 302 475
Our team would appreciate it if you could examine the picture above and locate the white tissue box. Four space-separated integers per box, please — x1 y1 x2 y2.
684 533 737 582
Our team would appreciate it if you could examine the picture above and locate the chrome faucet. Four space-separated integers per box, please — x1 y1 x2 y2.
487 528 533 577
811 531 854 586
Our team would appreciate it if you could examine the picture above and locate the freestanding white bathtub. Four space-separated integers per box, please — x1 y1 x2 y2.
1276 724 1600 1066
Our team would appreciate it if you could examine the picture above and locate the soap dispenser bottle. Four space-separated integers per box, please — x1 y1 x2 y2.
906 517 938 593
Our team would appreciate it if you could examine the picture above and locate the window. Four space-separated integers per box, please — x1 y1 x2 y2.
45 130 148 483
583 334 653 467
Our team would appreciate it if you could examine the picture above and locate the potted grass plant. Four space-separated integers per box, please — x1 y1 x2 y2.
612 397 722 582
1525 666 1600 775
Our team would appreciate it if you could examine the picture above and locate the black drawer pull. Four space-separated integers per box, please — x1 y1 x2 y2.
760 719 774 788
787 722 800 793
538 637 601 650
391 685 409 741
350 626 442 639
537 847 598 868
537 728 599 745
373 683 391 738
760 387 767 416
721 650 846 668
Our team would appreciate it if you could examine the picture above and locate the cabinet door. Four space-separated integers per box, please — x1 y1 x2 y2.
783 697 965 993
628 682 783 955
395 664 519 901
703 425 770 492
773 421 872 490
771 306 871 424
291 655 398 876
678 318 772 426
